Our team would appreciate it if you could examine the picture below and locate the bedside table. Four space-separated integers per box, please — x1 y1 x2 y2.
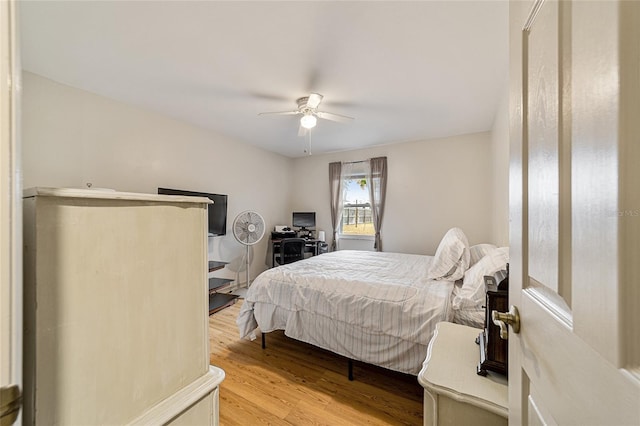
418 322 508 426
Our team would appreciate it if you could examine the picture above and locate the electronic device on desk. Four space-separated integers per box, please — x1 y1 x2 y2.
272 226 295 240
476 264 509 377
292 211 315 239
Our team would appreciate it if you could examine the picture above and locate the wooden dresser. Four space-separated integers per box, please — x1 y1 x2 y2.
22 187 224 425
477 269 509 377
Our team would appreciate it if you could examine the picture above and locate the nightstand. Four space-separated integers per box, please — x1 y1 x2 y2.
418 322 508 426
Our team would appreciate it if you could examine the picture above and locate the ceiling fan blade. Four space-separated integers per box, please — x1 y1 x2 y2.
316 111 354 123
307 93 323 109
258 110 300 116
297 124 308 137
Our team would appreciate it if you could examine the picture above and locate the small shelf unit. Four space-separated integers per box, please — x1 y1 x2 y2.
208 260 238 315
209 277 233 293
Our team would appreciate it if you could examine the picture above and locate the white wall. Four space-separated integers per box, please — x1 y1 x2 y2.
291 132 494 255
22 71 508 269
490 85 510 246
21 72 293 281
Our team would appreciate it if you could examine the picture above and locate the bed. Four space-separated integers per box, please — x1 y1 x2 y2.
236 228 508 376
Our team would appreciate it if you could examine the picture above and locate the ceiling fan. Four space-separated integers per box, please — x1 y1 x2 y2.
258 93 354 136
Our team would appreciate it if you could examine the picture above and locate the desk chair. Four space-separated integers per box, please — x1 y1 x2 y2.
276 238 306 265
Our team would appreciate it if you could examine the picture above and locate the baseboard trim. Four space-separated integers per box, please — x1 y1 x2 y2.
129 366 225 425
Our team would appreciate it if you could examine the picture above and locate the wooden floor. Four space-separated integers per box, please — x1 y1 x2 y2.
209 300 424 426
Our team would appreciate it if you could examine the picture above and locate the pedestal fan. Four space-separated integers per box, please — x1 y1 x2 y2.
232 210 266 287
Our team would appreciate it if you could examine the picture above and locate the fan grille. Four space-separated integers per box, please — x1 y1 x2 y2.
233 211 265 245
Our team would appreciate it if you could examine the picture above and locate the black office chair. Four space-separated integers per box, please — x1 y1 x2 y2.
276 238 306 265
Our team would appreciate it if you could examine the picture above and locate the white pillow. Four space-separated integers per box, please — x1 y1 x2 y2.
427 227 470 281
469 243 497 267
452 246 509 310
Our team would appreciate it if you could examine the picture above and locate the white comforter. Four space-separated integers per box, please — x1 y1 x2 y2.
236 250 455 374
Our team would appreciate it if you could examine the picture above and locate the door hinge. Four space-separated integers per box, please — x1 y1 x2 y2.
0 384 22 426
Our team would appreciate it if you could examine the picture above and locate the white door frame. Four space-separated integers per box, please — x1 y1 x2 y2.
0 0 22 424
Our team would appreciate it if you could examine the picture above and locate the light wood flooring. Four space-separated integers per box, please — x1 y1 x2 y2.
209 300 424 426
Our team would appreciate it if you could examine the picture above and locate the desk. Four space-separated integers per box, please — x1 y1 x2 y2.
271 238 324 267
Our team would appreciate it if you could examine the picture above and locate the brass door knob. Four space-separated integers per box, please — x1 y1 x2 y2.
491 305 521 340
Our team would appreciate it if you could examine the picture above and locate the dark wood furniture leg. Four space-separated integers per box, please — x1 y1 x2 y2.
261 332 266 349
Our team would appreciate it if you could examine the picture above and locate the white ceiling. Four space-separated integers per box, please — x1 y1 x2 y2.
19 1 508 158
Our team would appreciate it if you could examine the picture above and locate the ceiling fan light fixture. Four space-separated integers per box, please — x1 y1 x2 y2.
300 113 317 129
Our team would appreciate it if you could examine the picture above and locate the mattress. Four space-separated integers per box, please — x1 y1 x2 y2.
236 250 456 375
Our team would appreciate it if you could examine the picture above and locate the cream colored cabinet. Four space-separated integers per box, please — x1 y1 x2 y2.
22 187 224 425
418 322 507 426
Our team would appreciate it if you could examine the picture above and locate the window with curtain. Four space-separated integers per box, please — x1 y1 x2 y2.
329 157 386 251
340 162 375 237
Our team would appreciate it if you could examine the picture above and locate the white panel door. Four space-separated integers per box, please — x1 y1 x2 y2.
509 0 640 424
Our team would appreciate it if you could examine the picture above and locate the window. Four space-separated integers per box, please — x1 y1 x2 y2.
341 172 375 236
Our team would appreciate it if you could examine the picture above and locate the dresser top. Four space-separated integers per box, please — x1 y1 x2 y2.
23 187 212 204
418 321 508 417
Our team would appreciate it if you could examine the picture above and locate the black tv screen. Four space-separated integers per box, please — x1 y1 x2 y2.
292 211 316 229
158 188 227 236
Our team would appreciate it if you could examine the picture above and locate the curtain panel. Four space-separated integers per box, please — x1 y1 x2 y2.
328 162 342 251
367 156 387 251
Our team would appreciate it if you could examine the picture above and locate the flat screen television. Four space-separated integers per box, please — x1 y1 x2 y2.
292 211 316 230
158 187 228 236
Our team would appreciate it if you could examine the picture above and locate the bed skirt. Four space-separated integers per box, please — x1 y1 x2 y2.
242 301 432 375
